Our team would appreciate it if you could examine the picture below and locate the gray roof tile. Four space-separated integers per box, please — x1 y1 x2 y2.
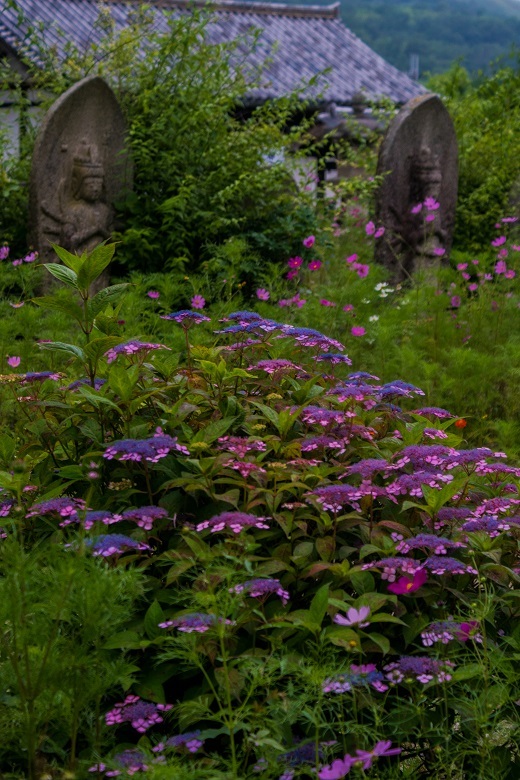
0 0 424 104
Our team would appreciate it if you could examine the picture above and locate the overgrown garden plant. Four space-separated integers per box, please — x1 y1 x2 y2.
0 244 518 778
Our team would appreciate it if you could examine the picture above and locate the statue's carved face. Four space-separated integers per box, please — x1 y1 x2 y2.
80 176 103 202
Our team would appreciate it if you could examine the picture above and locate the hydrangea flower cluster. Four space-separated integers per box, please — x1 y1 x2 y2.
384 656 455 684
104 431 189 462
230 578 290 605
86 535 151 557
161 310 210 325
323 664 388 694
105 340 170 363
217 436 266 457
421 620 482 646
105 695 172 733
158 613 233 632
26 497 87 520
153 732 204 753
120 506 168 531
318 741 401 779
196 511 270 533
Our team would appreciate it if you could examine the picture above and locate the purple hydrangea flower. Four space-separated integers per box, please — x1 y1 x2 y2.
120 506 168 531
104 431 189 463
361 557 422 582
249 359 305 375
0 499 15 517
196 511 270 533
105 340 170 363
231 578 290 605
26 497 87 519
342 458 389 478
313 353 352 365
323 664 388 694
158 613 233 633
461 515 520 536
17 371 63 383
158 731 204 752
412 407 454 419
384 656 455 684
217 436 266 457
423 556 477 576
86 534 151 557
421 620 482 646
396 533 466 555
301 435 348 452
60 509 122 529
161 310 210 324
300 406 346 426
105 695 172 733
67 378 107 391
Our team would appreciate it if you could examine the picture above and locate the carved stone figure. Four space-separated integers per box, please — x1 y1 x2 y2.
30 75 131 276
375 94 458 281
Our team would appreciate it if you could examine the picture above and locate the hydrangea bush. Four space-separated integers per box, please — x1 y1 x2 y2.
0 245 519 779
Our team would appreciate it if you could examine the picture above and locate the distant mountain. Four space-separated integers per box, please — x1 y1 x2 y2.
278 0 520 76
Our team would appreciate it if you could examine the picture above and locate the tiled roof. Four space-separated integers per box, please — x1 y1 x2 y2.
0 0 424 105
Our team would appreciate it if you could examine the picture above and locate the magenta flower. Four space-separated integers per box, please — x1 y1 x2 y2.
457 263 467 271
196 511 270 534
365 221 375 235
354 741 402 770
354 263 369 278
467 283 478 292
492 236 507 247
450 296 461 308
374 227 385 238
191 294 206 310
9 301 24 308
345 253 358 264
23 251 37 263
320 299 336 307
303 235 315 248
333 606 370 628
105 695 172 733
502 216 518 223
287 256 303 268
318 755 355 779
433 247 446 257
256 288 270 301
351 326 365 337
424 197 440 211
343 304 354 312
505 269 516 279
495 260 507 274
410 203 423 214
387 568 427 595
309 260 322 271
147 290 160 299
425 214 435 223
0 246 9 260
287 269 298 280
7 356 20 368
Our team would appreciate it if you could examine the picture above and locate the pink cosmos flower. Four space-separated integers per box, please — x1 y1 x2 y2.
425 214 435 223
303 235 315 248
12 259 22 267
287 256 303 269
468 283 478 292
387 568 427 595
318 755 355 779
457 263 467 271
450 296 461 308
424 197 440 211
320 299 336 307
7 356 20 368
308 260 322 271
492 236 507 247
502 216 518 223
256 288 270 301
287 270 298 280
411 203 423 214
343 304 354 312
354 741 402 771
9 302 25 308
472 259 479 265
433 247 446 257
512 245 520 252
0 246 9 260
191 295 206 310
351 326 365 337
333 606 370 628
498 248 508 258
495 260 507 275
365 221 375 235
505 269 516 279
345 254 358 264
147 290 160 299
374 227 385 238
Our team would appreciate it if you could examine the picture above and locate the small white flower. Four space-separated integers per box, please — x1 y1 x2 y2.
369 315 379 322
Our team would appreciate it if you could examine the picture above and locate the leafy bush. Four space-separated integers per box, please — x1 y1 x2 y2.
0 2 318 277
0 245 518 779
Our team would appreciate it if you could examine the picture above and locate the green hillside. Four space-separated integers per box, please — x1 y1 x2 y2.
279 0 520 76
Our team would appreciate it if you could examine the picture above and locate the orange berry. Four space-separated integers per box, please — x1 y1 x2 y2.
455 419 467 429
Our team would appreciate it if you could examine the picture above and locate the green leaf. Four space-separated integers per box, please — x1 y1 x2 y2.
89 283 130 318
369 613 406 625
452 663 482 682
349 570 376 594
192 416 236 445
144 601 165 640
76 385 122 412
43 263 79 288
108 364 138 402
83 336 122 363
77 243 116 289
309 583 329 627
38 341 85 360
51 243 84 271
0 434 16 465
32 295 84 322
366 631 390 654
103 630 142 650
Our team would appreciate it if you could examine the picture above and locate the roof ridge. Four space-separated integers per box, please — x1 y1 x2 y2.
101 0 341 19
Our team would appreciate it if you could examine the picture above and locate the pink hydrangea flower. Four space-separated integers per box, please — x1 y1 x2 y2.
303 235 315 248
191 295 206 309
351 326 365 337
256 288 270 301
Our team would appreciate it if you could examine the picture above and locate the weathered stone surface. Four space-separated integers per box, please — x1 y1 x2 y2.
29 75 131 269
375 94 458 281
